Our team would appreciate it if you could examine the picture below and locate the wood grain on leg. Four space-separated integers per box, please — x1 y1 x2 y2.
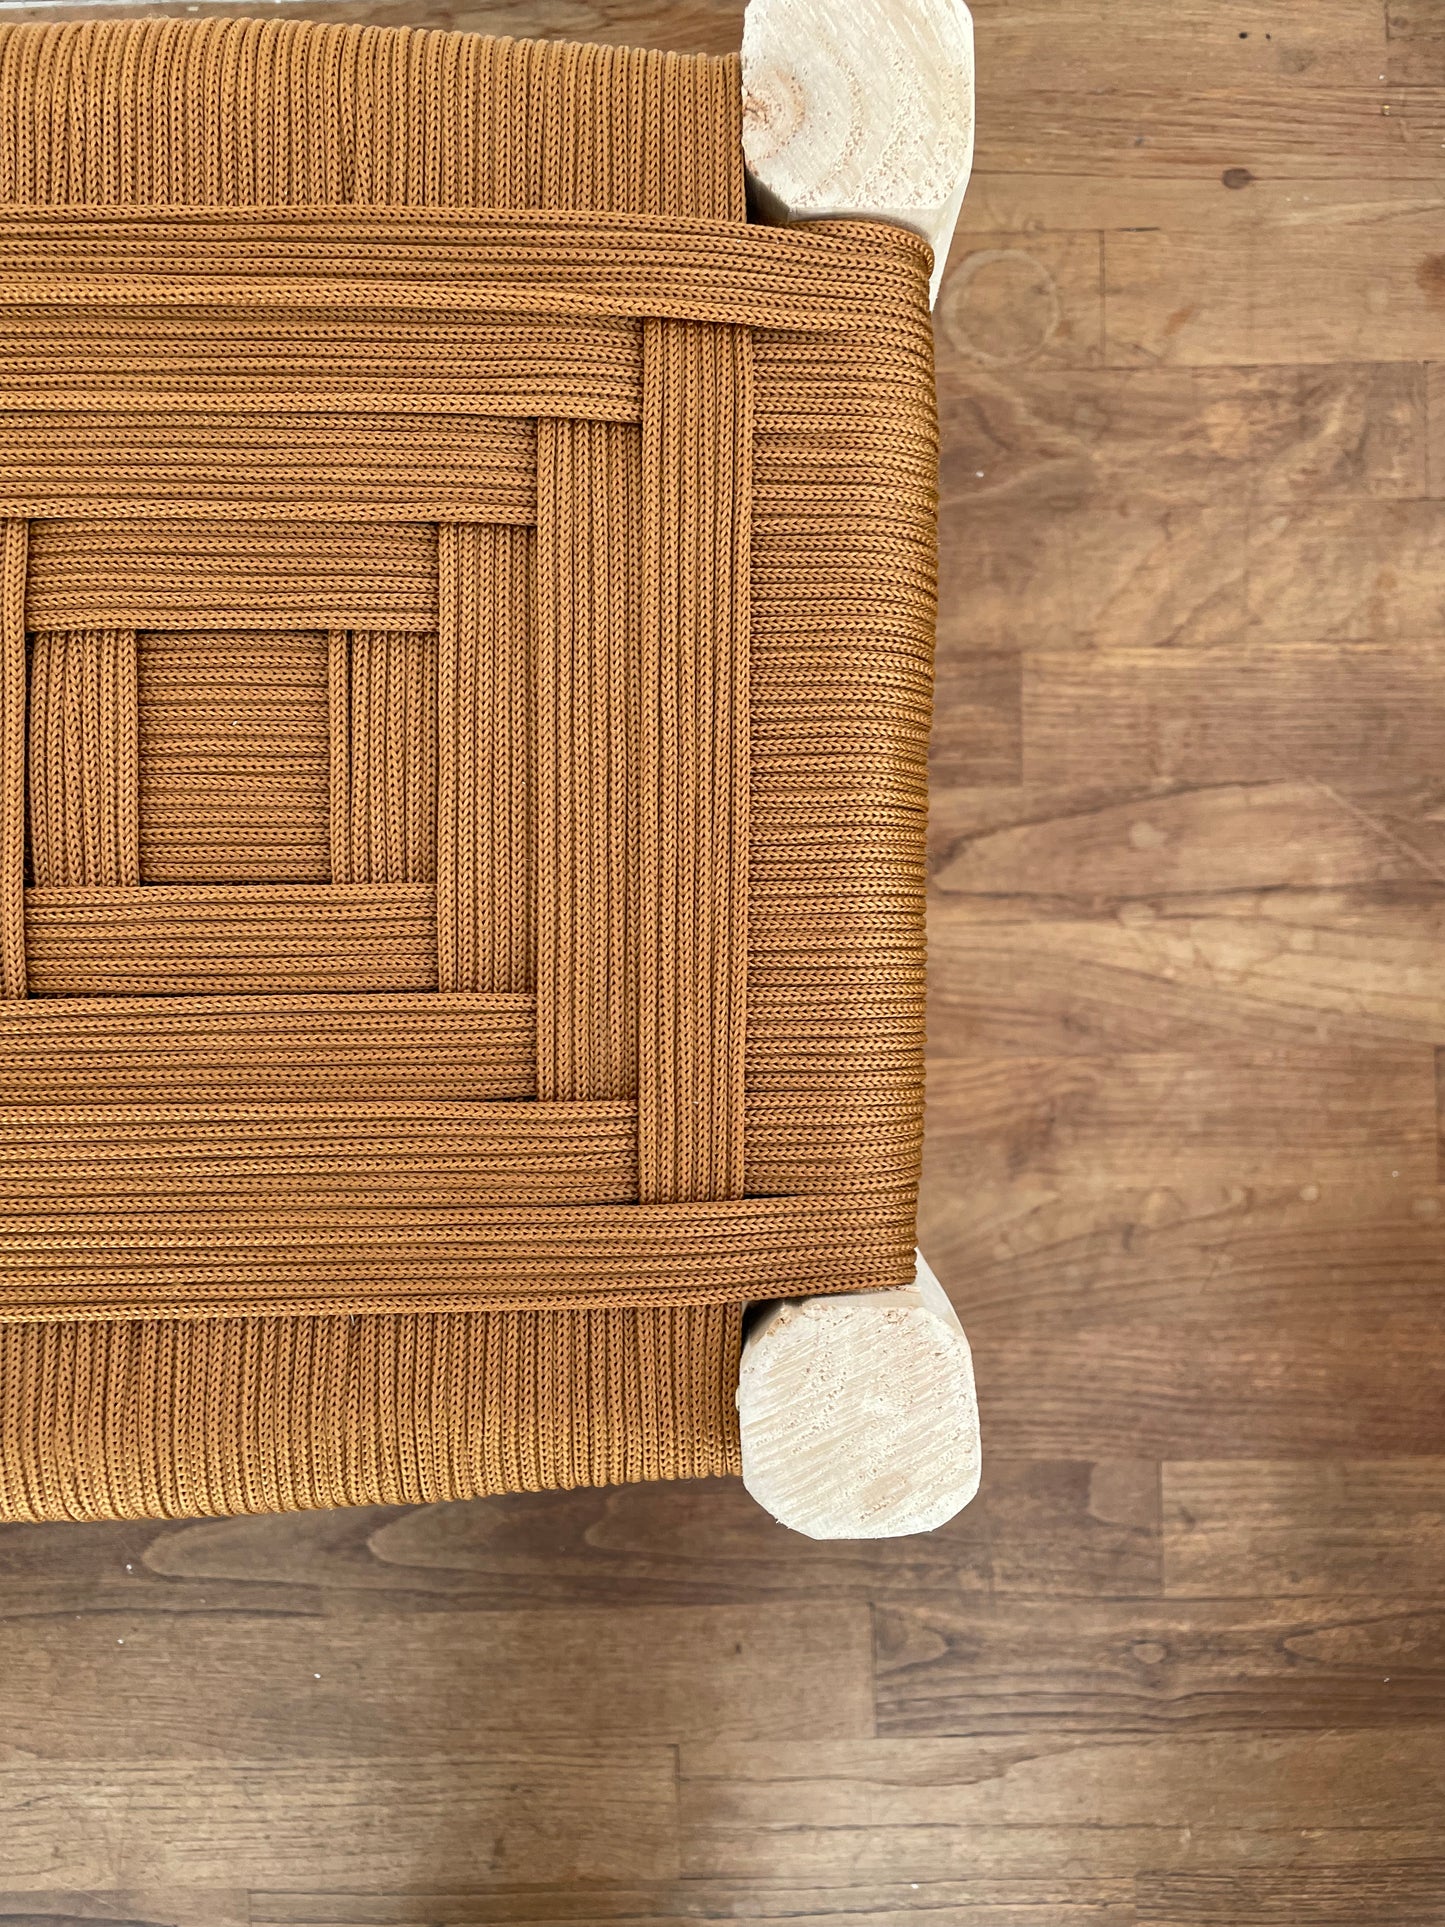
738 1254 981 1538
741 0 974 303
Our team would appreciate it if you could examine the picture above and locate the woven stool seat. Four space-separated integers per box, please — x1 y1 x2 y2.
0 19 935 1522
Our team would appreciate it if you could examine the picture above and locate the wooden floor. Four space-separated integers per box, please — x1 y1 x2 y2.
4 0 1445 1918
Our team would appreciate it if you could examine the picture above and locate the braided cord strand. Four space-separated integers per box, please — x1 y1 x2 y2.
0 518 24 998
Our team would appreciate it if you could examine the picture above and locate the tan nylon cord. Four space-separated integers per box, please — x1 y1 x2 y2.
535 418 639 1103
0 518 24 997
27 517 441 632
0 991 537 1102
329 629 437 885
638 318 750 1204
0 313 643 418
28 627 139 887
140 628 329 883
0 19 935 1524
436 522 533 995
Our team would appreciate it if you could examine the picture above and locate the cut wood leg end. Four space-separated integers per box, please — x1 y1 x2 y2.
737 1254 981 1539
741 0 975 305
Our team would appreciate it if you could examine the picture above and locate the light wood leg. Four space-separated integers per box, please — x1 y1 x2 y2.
741 0 975 304
736 0 979 1537
738 1254 981 1538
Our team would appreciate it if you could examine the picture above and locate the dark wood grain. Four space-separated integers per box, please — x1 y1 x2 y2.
247 1883 1138 1926
874 1595 1445 1736
0 0 1443 1917
0 1601 873 1759
677 1730 1445 1878
986 1458 1162 1598
0 1482 992 1610
0 1754 680 1887
249 1883 1138 1925
0 1898 249 1927
1164 1459 1445 1596
937 363 1427 510
1135 1864 1445 1924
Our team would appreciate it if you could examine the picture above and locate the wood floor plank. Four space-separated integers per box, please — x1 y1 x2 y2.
1104 213 1445 366
1423 363 1445 496
956 1313 1445 1458
0 1460 1159 1611
943 503 1445 652
938 364 1426 511
920 1177 1445 1330
248 1880 1137 1926
929 882 1445 1054
929 779 1445 902
0 1895 249 1927
0 1602 871 1758
874 1595 1445 1737
40 1484 989 1610
967 0 1386 91
1248 502 1445 639
0 1753 678 1888
931 648 1022 788
937 498 1246 650
931 777 1440 892
1021 646 1445 786
251 1883 1138 1926
964 176 1441 237
678 1731 1445 1879
916 1045 1445 1454
1135 1863 1445 1924
974 87 1445 181
923 1050 1437 1191
987 1459 1162 1599
930 776 1445 1052
935 232 1103 373
1164 1460 1445 1597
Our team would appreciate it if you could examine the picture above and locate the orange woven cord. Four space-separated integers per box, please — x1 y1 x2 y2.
0 992 536 1103
0 1304 743 1523
0 23 745 215
0 1192 917 1322
28 627 139 887
437 523 533 994
0 206 932 331
25 882 439 996
0 518 24 997
329 630 437 885
0 406 537 522
638 319 750 1204
535 419 640 1103
0 20 936 1521
141 629 329 883
0 312 644 418
28 518 441 631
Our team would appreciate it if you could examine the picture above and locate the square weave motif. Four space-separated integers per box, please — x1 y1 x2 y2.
0 20 936 1522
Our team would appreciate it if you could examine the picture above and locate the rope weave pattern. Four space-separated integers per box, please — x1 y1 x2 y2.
0 20 936 1522
437 522 533 995
27 518 441 631
141 628 329 882
28 627 139 886
329 629 437 885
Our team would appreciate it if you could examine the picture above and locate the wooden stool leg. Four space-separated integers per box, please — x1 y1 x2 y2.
738 1254 981 1538
737 0 979 1536
741 0 975 304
